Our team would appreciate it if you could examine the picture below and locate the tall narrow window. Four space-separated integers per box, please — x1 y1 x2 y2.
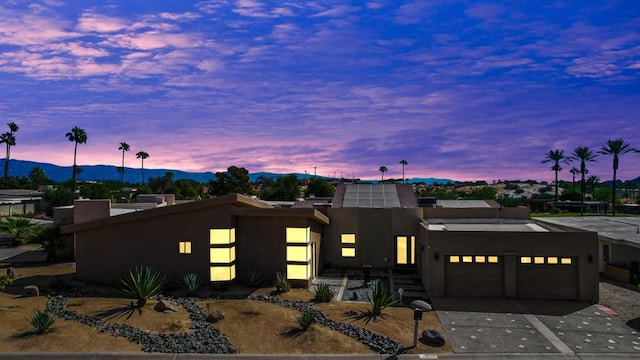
287 227 311 280
179 241 191 254
396 236 415 265
341 234 356 258
210 228 236 281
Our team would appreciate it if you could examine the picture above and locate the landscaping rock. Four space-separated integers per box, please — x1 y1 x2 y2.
421 329 445 347
206 309 225 323
22 285 39 297
154 299 178 312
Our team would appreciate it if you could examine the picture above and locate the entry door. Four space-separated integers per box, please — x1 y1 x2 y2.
395 236 416 267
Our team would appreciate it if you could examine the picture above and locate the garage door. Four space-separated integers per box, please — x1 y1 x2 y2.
445 255 504 297
517 256 577 300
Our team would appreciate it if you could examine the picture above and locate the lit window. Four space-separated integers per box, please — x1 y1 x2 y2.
210 229 235 244
475 256 486 263
210 247 235 263
548 257 558 264
450 256 460 263
341 234 356 244
210 265 235 281
179 241 191 254
488 256 499 263
287 227 309 243
521 257 532 264
287 245 310 262
342 248 356 257
287 264 311 280
462 256 473 263
561 258 572 265
397 237 407 264
534 257 545 264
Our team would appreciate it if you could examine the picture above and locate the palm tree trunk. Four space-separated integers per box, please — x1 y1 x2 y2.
121 151 125 183
580 164 585 216
554 169 559 204
612 168 617 217
4 143 9 178
141 159 145 184
72 142 78 181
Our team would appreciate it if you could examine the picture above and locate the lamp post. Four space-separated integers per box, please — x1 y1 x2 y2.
410 300 432 347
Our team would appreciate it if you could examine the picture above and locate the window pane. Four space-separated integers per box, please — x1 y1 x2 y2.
210 229 234 244
287 264 308 280
462 256 473 263
287 245 310 261
396 237 407 264
210 247 233 263
341 234 356 244
475 256 485 263
342 248 356 257
185 242 191 254
450 256 460 263
548 257 558 264
410 236 416 265
561 258 572 265
210 266 235 281
287 227 309 243
521 257 532 264
488 256 499 263
534 257 545 264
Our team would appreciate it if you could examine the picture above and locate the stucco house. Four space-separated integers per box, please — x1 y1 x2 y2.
61 183 599 302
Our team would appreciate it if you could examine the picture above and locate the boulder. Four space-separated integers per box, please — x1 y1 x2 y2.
421 329 445 347
154 299 178 312
206 309 225 323
22 285 39 297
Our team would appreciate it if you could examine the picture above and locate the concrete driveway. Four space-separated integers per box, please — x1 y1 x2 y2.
434 297 640 355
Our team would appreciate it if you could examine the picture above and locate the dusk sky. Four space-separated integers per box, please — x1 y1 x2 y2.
1 1 639 182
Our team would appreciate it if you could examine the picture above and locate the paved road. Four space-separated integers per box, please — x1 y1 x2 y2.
0 247 29 262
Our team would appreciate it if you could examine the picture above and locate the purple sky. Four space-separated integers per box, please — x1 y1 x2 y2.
1 1 639 182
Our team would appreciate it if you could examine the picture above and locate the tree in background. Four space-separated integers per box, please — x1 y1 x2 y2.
135 151 150 184
28 167 49 188
569 167 579 189
570 146 598 216
208 166 254 196
148 171 174 194
43 187 75 216
65 126 87 181
586 175 600 196
599 138 637 216
542 149 570 204
464 186 498 200
379 166 388 181
118 142 130 183
304 177 335 197
399 160 408 183
259 174 300 201
1 122 18 178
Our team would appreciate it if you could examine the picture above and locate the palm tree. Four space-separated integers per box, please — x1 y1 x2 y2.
399 160 408 183
586 175 600 200
66 126 88 181
136 151 150 184
569 167 579 189
0 217 35 245
570 146 598 216
599 139 637 216
118 142 130 183
1 122 19 178
28 167 47 188
541 149 570 204
379 166 388 182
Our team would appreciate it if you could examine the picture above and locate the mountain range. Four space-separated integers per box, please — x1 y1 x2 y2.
4 159 455 185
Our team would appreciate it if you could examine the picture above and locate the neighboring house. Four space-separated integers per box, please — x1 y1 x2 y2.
61 184 599 302
0 189 43 216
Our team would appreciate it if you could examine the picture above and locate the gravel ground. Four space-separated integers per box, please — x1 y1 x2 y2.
599 281 640 323
340 279 383 302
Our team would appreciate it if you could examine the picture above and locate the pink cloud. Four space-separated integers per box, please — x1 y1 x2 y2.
76 12 128 33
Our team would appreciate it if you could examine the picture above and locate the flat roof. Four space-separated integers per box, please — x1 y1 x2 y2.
535 216 640 248
428 222 548 232
436 200 493 208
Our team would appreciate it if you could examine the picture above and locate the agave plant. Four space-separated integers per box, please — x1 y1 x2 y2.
247 268 263 287
30 309 56 334
0 274 12 291
274 272 290 293
120 266 165 307
296 309 316 331
314 282 335 303
183 273 201 297
366 281 397 316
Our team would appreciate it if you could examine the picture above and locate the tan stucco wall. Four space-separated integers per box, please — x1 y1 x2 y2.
324 207 422 269
421 226 599 302
74 200 111 224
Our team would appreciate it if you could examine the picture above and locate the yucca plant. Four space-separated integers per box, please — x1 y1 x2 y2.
274 272 290 293
314 282 335 303
366 281 397 316
247 268 263 287
30 309 56 334
120 266 165 307
183 273 201 297
296 309 316 331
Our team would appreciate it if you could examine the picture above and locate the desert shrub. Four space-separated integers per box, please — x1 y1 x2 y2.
120 266 165 307
0 274 12 291
296 309 316 331
247 268 263 287
314 282 335 302
183 273 201 297
30 309 56 334
366 281 397 316
274 272 290 293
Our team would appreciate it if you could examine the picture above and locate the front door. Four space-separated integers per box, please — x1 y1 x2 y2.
395 236 416 267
